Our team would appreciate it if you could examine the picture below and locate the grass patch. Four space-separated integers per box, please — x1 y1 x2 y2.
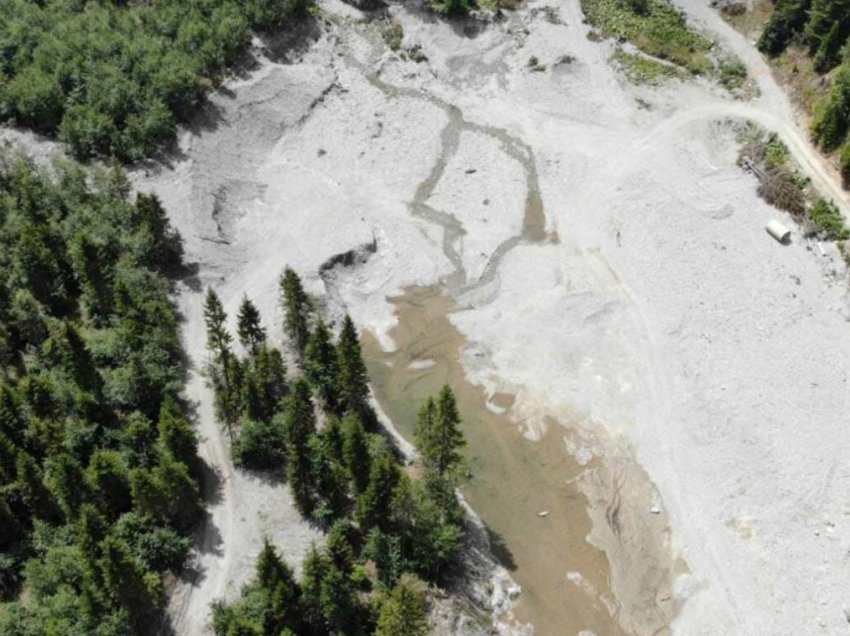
383 20 404 51
581 0 713 74
770 46 823 116
612 48 686 84
721 0 774 39
719 59 748 91
763 136 790 169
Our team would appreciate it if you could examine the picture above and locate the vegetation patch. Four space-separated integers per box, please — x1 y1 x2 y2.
581 0 714 74
738 125 850 240
383 21 405 52
0 154 202 635
612 48 687 85
0 0 311 160
809 197 850 240
718 59 749 90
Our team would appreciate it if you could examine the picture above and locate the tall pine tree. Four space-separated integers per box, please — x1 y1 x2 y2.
304 319 339 413
280 268 311 364
336 315 370 415
236 295 266 355
283 379 317 516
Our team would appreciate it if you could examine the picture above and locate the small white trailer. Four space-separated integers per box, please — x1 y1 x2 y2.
766 220 791 244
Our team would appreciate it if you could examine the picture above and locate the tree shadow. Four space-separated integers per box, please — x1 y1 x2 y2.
238 465 286 488
260 16 324 64
177 261 203 293
484 526 517 572
197 458 226 507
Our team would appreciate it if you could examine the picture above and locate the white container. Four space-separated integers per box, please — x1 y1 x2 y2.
766 220 791 243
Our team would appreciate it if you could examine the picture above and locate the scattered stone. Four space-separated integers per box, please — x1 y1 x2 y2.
711 0 746 16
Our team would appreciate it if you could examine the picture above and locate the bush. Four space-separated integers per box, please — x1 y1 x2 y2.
809 197 850 239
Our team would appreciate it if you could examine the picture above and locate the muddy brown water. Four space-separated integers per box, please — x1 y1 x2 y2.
363 286 626 636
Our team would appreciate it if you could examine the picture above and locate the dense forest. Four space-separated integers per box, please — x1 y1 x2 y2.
0 0 310 160
204 270 468 635
0 154 203 634
757 0 850 181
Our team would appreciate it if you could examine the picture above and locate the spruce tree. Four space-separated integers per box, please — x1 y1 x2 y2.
309 435 350 524
255 539 302 633
336 315 370 414
342 413 371 494
417 386 465 482
204 288 237 440
300 544 329 631
413 397 436 469
236 295 266 355
283 379 317 516
157 396 199 469
203 288 231 362
253 346 287 420
433 385 465 478
280 268 311 363
375 575 429 636
304 319 339 412
356 453 400 532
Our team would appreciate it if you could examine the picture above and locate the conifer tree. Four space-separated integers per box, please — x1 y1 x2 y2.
342 413 371 494
85 449 132 517
300 544 329 631
375 575 429 636
203 288 231 362
157 396 198 469
280 268 311 363
236 295 265 355
283 379 317 515
98 534 163 628
416 386 465 481
253 346 287 420
356 452 400 532
77 503 108 559
336 315 370 414
433 385 465 478
309 435 350 524
44 453 88 519
204 288 237 440
133 193 182 270
255 539 302 633
304 319 339 412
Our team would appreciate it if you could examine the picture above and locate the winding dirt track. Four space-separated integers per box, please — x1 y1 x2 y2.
167 2 849 634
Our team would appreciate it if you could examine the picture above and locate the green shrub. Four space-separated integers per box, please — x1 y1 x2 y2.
580 0 713 74
233 418 288 470
809 197 850 239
